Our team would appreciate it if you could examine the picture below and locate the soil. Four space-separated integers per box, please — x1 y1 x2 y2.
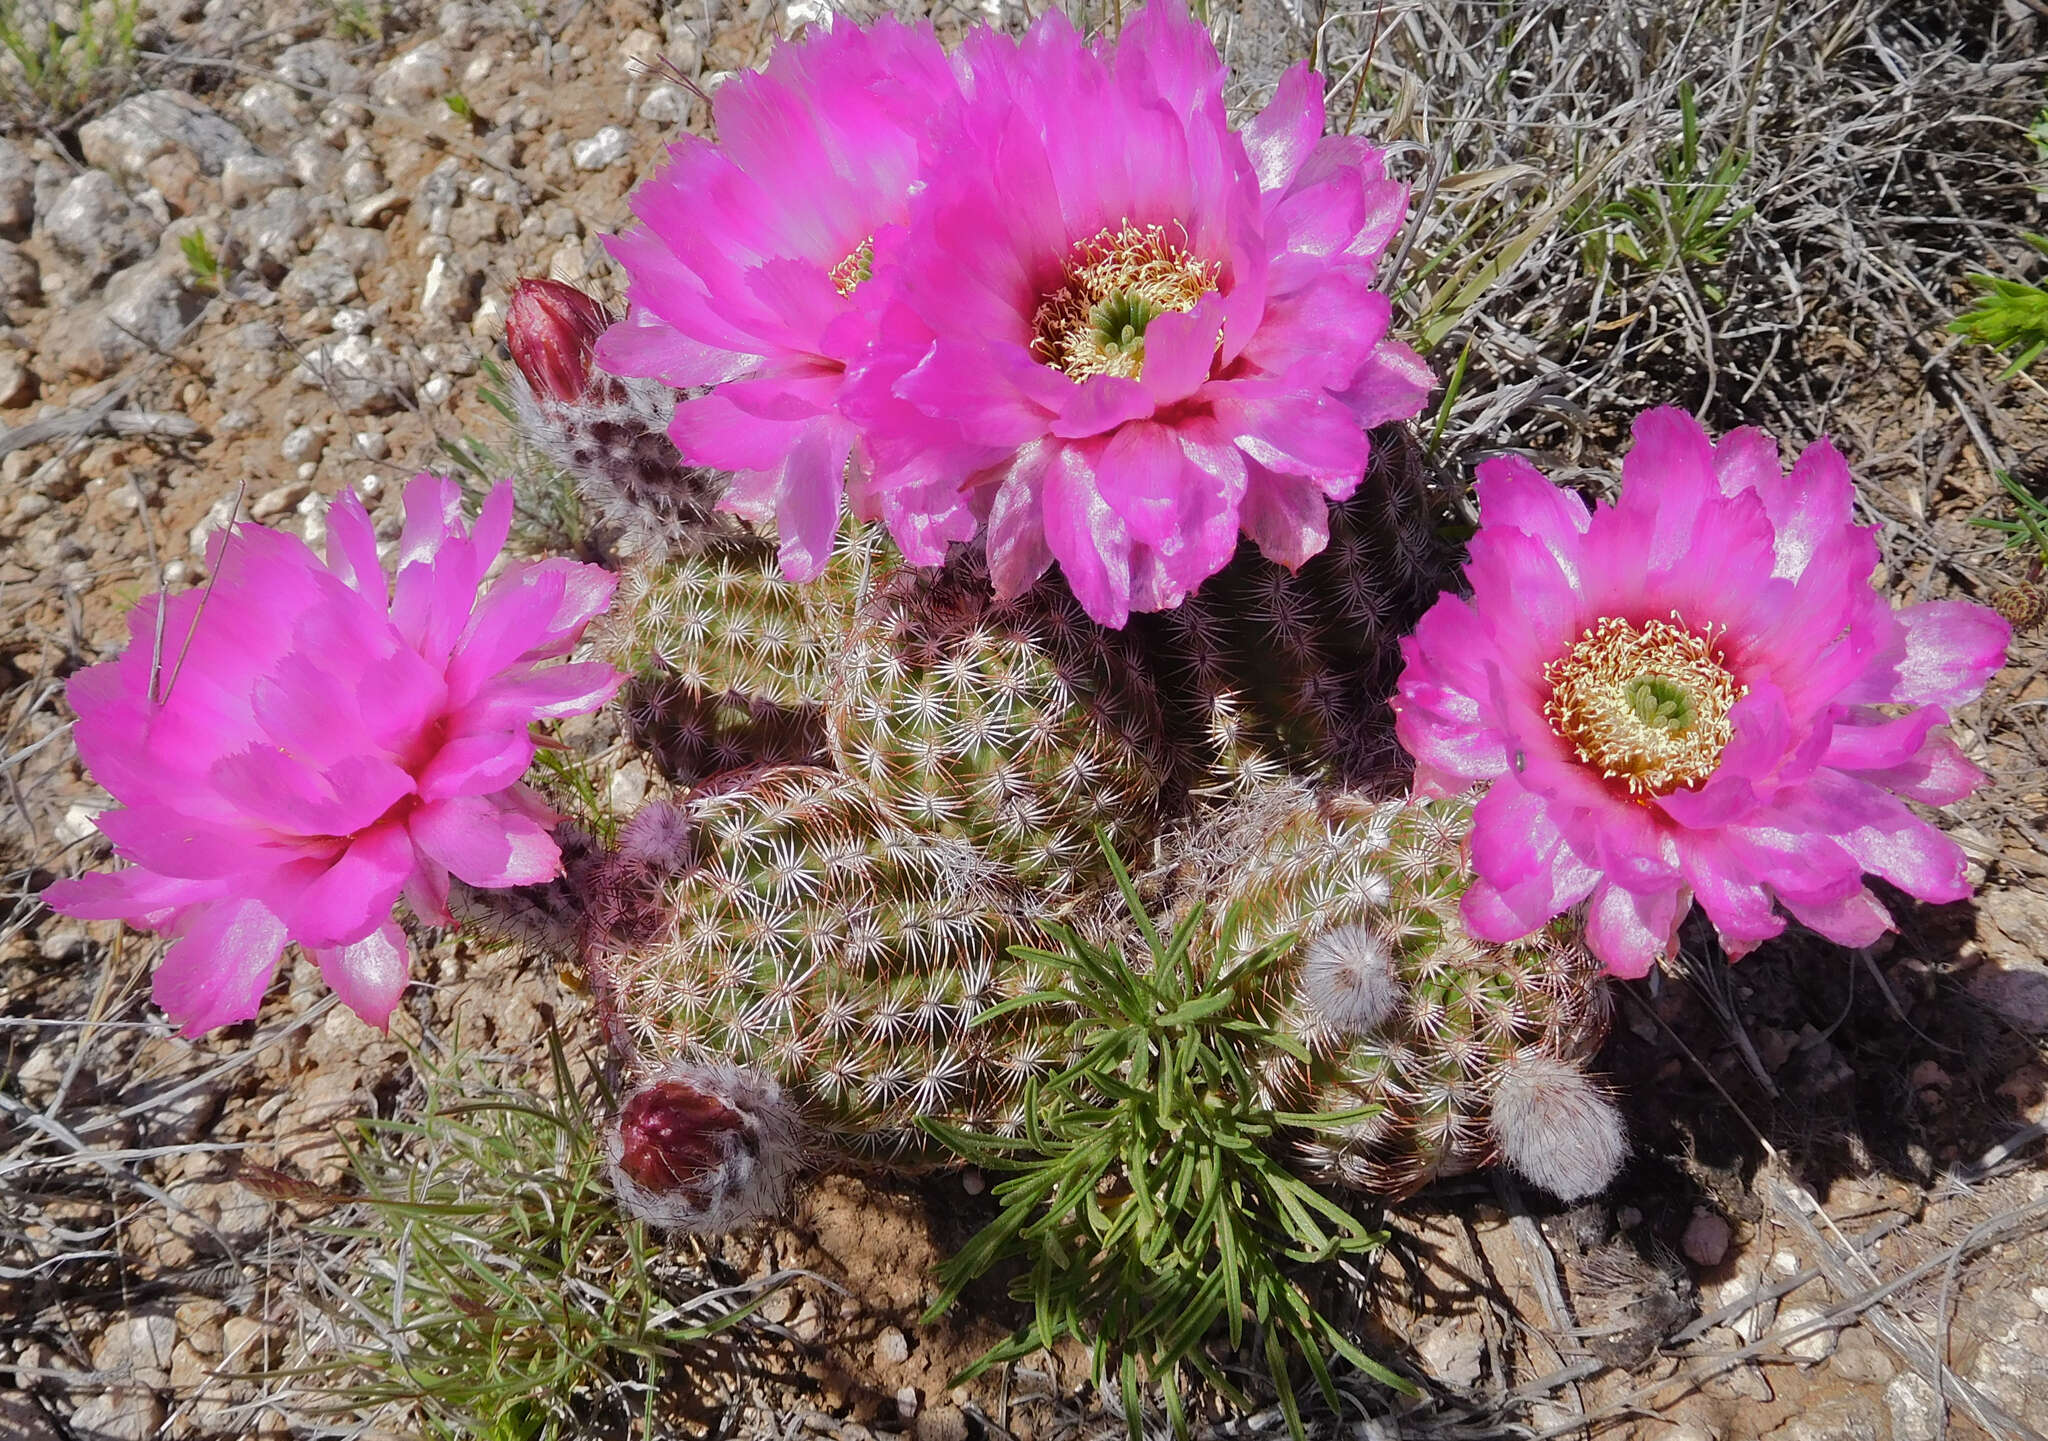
2 0 2047 1438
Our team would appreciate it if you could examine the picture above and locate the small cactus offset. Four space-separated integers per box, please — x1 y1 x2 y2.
1178 784 1618 1199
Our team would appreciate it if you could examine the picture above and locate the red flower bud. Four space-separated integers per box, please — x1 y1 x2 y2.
615 1078 744 1198
506 278 614 405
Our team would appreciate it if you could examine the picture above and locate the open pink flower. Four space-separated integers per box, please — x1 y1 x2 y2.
595 18 960 584
1394 408 2010 977
44 476 620 1034
844 0 1431 626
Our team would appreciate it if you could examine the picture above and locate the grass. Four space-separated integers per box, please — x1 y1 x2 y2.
0 0 138 125
1952 233 2048 379
922 846 1409 1441
290 1020 781 1441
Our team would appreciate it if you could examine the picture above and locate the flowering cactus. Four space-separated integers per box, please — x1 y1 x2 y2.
45 476 620 1033
1394 408 2011 976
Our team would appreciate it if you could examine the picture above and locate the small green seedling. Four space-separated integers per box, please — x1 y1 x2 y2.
922 841 1412 1441
1951 234 2048 379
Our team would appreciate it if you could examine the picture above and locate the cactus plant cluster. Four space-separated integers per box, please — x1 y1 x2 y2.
492 278 1626 1237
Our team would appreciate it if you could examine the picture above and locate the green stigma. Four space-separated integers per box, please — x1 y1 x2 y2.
1624 675 1698 733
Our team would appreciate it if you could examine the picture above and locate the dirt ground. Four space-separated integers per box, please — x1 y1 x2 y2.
3 0 2048 1438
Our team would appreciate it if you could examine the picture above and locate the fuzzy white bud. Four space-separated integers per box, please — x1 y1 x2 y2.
1297 923 1404 1034
1490 1052 1627 1200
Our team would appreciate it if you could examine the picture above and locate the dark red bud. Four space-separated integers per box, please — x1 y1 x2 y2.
617 1080 743 1196
506 277 615 405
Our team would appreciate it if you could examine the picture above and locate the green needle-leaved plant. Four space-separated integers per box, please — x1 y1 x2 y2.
921 845 1415 1441
299 1023 782 1441
1951 233 2048 378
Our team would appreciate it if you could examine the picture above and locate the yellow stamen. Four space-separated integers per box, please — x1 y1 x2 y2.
1031 222 1217 380
830 236 874 296
1543 614 1744 797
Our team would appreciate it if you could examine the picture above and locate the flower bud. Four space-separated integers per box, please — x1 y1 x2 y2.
603 1061 806 1233
506 278 613 405
615 1078 743 1198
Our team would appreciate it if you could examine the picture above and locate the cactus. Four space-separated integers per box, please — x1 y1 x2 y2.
1178 783 1616 1199
1137 427 1452 798
504 277 732 558
590 776 1619 1233
826 553 1184 892
598 528 894 786
584 767 1073 1173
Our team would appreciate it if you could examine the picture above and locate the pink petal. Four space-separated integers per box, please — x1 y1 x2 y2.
1243 62 1324 196
324 489 387 606
1584 880 1685 979
1473 455 1590 579
1781 886 1894 948
311 920 410 1030
417 730 535 802
44 867 228 928
1040 442 1133 627
151 897 289 1035
409 794 562 888
285 821 415 948
1882 601 2012 708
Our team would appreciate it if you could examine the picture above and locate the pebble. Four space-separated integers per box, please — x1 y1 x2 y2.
238 80 308 134
874 1326 910 1365
0 238 38 314
353 429 389 460
0 137 32 237
275 37 361 95
222 153 295 207
894 1386 919 1420
1886 1373 1940 1441
279 252 360 310
349 188 410 228
68 1389 163 1441
287 135 341 189
639 84 690 126
55 803 103 845
341 156 388 204
253 482 312 520
80 89 255 190
421 374 453 405
1681 1211 1731 1268
1771 1304 1838 1362
92 1311 178 1383
43 170 159 286
572 126 631 171
0 352 33 408
372 42 453 108
294 332 412 414
54 259 205 380
280 425 323 463
961 1168 984 1196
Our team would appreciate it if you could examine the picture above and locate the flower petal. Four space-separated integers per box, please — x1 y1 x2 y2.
311 920 411 1031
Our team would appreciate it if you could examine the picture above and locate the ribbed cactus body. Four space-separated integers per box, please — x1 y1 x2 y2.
601 530 894 786
1141 428 1451 798
1182 785 1613 1197
587 767 1069 1159
827 558 1182 893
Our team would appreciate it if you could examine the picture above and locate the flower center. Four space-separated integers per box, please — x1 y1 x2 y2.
1030 222 1217 380
829 236 874 296
1543 614 1744 796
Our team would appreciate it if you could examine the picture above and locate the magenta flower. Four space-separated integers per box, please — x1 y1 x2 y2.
594 18 961 584
1394 408 2010 977
843 0 1431 626
44 476 620 1034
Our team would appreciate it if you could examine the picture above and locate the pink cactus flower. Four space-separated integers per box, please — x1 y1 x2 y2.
44 476 621 1035
1393 408 2010 978
843 0 1431 627
595 17 961 584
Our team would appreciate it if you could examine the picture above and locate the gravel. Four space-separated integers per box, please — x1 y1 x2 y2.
42 170 160 287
